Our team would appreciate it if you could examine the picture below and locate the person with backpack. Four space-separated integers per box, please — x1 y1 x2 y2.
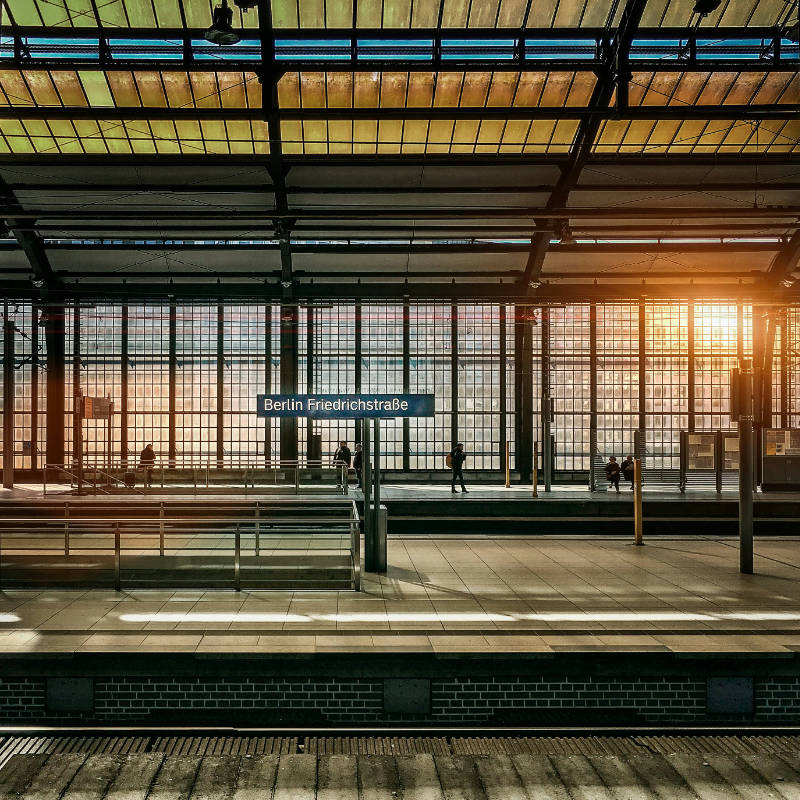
333 441 352 488
448 443 468 494
139 443 155 489
352 443 363 489
605 456 621 494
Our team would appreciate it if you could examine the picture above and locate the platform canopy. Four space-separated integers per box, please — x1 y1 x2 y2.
0 0 798 301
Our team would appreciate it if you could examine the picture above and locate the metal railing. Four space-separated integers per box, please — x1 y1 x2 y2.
43 461 352 497
0 499 361 591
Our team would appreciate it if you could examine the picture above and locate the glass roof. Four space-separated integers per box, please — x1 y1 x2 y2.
2 0 258 29
277 71 597 110
593 118 800 154
279 117 579 154
272 0 784 29
0 70 261 109
628 71 800 108
0 118 270 153
4 0 787 29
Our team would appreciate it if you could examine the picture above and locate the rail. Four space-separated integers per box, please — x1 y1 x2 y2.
0 500 361 592
43 462 351 497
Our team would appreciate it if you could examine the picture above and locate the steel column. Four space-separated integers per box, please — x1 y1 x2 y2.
29 305 38 471
3 320 14 488
589 303 597 491
541 306 552 491
306 305 314 461
71 303 81 467
738 360 755 574
279 304 299 464
264 304 272 464
45 306 65 467
402 297 410 472
216 304 224 469
451 302 458 449
354 302 362 446
687 301 696 433
168 302 176 467
120 304 128 465
499 303 507 476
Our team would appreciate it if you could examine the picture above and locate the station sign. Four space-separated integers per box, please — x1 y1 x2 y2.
257 393 435 419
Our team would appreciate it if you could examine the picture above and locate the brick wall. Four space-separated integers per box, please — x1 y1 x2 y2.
93 677 383 722
432 676 707 723
755 677 800 721
0 677 46 719
3 670 800 725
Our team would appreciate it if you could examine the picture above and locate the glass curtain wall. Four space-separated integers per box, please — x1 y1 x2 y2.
2 300 799 473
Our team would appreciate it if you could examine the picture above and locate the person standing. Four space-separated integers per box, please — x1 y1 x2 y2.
352 443 363 489
333 440 352 488
621 455 635 491
449 442 468 494
605 456 621 494
139 443 155 489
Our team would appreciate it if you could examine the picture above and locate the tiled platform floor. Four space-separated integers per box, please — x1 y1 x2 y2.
2 535 800 655
4 483 787 502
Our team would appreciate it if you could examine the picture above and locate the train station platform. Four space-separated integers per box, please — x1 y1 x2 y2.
2 534 800 727
4 484 800 535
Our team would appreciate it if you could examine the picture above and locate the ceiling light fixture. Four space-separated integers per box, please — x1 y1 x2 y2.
693 0 721 16
205 0 241 45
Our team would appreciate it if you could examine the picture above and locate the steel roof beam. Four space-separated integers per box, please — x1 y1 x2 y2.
8 181 800 195
4 105 797 121
765 230 800 288
0 280 786 303
7 206 797 220
520 0 649 293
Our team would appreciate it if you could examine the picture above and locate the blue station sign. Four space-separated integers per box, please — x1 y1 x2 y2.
257 393 435 419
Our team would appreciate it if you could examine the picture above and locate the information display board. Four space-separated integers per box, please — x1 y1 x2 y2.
762 429 800 490
687 433 716 470
723 436 740 471
765 429 800 456
257 393 435 419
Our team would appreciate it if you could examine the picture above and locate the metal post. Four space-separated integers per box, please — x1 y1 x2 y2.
234 523 241 591
76 390 84 495
3 320 14 489
373 417 385 572
715 430 723 494
543 394 553 492
505 441 510 488
159 502 165 557
64 503 69 556
362 418 371 568
589 303 597 492
255 502 260 557
402 298 410 472
114 522 121 591
738 360 755 574
532 440 538 498
633 457 643 545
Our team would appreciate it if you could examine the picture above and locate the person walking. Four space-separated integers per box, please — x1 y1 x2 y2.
333 440 352 488
139 443 155 488
605 455 621 494
449 442 468 494
621 455 635 490
352 443 363 489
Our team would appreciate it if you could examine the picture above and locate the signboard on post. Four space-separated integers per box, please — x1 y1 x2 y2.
83 396 112 419
257 393 435 419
